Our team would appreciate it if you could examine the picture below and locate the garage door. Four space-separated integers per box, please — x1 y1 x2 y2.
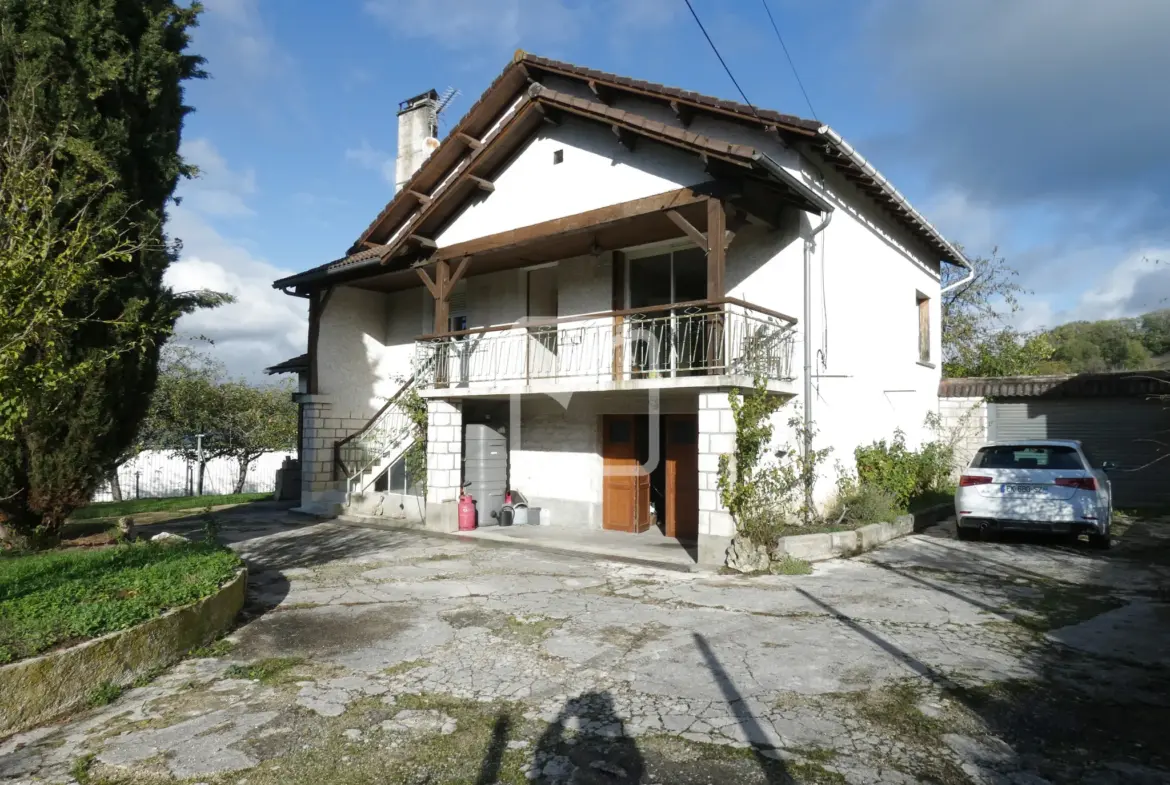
988 399 1170 508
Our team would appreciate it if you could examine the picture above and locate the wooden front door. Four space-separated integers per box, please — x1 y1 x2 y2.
665 414 699 541
602 415 651 532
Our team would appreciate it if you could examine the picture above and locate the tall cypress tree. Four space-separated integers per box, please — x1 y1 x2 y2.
0 0 219 544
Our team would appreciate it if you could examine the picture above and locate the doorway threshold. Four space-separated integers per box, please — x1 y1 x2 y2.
463 524 702 571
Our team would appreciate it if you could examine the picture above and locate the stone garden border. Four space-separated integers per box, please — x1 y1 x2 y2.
774 502 953 562
0 568 247 738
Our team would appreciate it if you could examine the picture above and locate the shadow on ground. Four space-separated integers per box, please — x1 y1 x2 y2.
868 514 1170 783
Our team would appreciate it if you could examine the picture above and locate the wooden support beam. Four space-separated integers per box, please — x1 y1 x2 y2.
416 267 439 299
433 260 451 335
468 174 496 193
611 124 636 152
706 198 726 300
669 100 693 128
425 185 713 263
406 189 433 205
588 80 614 105
408 234 438 250
611 250 626 381
360 240 381 249
448 256 472 289
665 209 707 250
456 132 483 150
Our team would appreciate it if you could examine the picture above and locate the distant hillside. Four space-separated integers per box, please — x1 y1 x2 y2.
1037 308 1170 374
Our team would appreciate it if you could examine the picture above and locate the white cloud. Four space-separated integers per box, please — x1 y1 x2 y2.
180 137 257 217
344 140 396 186
166 138 306 381
166 209 307 382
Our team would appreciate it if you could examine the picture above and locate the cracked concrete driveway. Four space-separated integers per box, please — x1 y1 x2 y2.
3 506 1170 785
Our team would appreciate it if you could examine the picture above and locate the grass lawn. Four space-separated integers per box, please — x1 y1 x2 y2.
70 492 272 521
0 541 242 664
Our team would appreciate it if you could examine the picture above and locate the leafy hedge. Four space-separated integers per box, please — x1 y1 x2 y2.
0 541 241 664
854 430 954 511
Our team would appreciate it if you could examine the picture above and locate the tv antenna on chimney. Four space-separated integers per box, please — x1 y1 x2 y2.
436 87 460 127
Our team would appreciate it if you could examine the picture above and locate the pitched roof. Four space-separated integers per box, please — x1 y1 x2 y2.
264 353 309 375
274 51 968 292
939 370 1170 399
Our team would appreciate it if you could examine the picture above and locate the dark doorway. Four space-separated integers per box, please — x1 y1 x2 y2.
602 413 697 536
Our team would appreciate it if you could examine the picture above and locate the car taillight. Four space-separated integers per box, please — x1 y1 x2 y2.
1055 477 1097 491
959 475 993 487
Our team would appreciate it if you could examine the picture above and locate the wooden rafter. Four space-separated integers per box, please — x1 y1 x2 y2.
468 175 496 193
456 132 483 150
408 234 438 249
588 80 614 105
669 100 693 128
611 124 636 152
405 189 433 205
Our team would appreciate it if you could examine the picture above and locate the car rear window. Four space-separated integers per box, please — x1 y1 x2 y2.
972 445 1084 470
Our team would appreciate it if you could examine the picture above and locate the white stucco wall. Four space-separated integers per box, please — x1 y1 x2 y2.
435 117 707 248
317 286 399 422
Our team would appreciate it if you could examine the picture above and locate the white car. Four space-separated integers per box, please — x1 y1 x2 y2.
954 439 1114 549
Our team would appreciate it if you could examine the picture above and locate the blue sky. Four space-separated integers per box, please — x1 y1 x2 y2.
165 0 1170 379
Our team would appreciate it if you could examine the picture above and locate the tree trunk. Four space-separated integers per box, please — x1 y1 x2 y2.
108 469 123 502
234 458 249 494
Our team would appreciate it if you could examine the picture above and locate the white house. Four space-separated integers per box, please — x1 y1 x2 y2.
272 53 972 565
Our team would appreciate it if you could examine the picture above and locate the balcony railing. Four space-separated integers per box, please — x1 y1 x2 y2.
413 298 796 391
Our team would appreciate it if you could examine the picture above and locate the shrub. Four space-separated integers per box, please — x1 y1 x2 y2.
826 480 899 526
854 430 953 510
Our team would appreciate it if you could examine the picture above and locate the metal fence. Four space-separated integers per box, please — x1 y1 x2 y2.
91 450 295 503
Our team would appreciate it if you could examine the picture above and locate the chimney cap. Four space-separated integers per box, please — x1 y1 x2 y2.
399 89 439 113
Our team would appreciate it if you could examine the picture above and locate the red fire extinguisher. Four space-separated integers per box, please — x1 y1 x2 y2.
458 488 477 531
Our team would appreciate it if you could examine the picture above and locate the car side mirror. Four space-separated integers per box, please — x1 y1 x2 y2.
1101 460 1118 472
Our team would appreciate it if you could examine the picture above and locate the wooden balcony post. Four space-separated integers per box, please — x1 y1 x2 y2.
706 198 727 373
433 259 451 335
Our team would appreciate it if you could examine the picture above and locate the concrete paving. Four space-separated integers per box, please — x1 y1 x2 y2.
3 504 1169 784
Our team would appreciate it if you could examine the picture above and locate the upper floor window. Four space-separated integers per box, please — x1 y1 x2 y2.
916 291 931 364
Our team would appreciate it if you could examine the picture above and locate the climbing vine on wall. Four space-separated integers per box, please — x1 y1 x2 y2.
717 378 832 547
401 388 428 494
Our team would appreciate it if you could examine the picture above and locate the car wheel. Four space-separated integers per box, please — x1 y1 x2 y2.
956 526 978 542
1088 532 1111 550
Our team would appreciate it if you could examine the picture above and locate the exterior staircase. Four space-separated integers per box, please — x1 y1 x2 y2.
334 376 424 518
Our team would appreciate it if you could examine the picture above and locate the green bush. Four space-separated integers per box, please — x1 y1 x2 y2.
826 480 899 525
854 430 953 511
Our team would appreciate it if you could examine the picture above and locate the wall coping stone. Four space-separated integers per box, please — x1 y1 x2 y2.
0 568 247 738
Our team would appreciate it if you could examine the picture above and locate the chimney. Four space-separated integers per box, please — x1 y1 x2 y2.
395 89 440 193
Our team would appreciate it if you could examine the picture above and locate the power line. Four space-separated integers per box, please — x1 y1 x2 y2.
683 0 757 114
760 0 819 122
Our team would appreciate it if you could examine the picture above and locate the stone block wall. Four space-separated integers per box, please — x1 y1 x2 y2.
425 399 463 531
298 395 373 515
938 396 988 476
697 391 737 564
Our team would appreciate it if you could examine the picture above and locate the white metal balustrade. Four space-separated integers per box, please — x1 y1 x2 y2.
413 299 796 390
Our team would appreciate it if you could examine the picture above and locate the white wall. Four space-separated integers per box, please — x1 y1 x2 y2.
317 285 400 421
509 402 603 529
92 450 294 502
435 117 707 247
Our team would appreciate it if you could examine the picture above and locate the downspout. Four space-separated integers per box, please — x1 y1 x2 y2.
804 209 833 520
940 256 976 294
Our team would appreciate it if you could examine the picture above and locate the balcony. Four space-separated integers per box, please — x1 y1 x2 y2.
413 298 797 396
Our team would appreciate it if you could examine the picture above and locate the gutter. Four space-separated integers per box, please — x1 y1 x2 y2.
753 152 835 215
815 125 975 292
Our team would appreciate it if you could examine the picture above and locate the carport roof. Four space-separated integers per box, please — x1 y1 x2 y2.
940 370 1170 399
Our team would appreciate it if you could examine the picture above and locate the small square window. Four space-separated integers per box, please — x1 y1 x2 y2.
553 149 564 165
